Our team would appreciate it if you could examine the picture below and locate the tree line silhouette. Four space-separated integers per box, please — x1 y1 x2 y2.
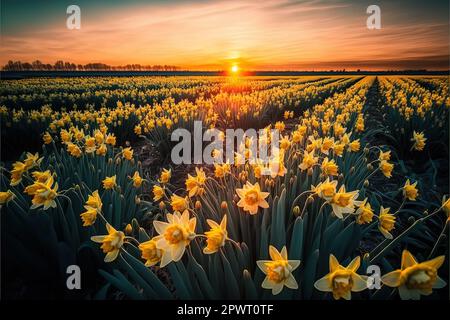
2 60 181 71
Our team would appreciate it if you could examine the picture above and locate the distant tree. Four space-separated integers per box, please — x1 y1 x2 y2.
54 60 64 70
2 60 180 71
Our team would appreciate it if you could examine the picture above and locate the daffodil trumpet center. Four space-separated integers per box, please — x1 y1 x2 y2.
266 260 290 283
403 266 437 291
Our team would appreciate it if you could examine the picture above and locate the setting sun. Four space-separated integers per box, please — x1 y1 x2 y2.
231 65 239 73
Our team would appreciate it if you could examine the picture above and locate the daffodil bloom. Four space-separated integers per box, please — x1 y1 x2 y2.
94 129 104 144
105 133 116 146
333 142 345 157
60 129 72 143
274 121 285 132
214 163 231 178
91 223 125 262
159 168 171 184
153 185 165 201
292 130 303 143
43 132 53 144
314 254 367 300
257 246 300 295
341 133 351 145
139 239 163 267
299 150 318 171
153 210 196 267
280 135 291 150
80 190 102 226
330 185 360 219
123 147 133 160
381 250 446 300
32 170 52 183
312 178 337 200
236 181 270 215
96 144 107 156
67 142 82 157
307 136 321 152
355 116 364 131
379 160 394 178
321 157 339 176
379 150 391 161
0 190 15 205
203 215 228 254
355 198 374 224
411 131 426 151
23 152 41 170
320 137 334 154
185 167 206 197
25 175 59 210
102 175 117 190
130 171 143 188
86 190 102 211
85 136 97 153
402 179 418 201
170 194 189 212
378 206 395 239
80 207 98 227
348 139 360 152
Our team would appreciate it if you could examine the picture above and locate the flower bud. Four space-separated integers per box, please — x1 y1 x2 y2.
125 223 132 235
221 201 228 210
367 164 373 171
159 201 166 210
293 206 300 216
363 180 369 187
195 200 202 210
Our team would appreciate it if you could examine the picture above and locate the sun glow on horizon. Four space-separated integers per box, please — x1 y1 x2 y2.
231 65 239 73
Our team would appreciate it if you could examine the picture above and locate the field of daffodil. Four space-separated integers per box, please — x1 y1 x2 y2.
1 75 449 300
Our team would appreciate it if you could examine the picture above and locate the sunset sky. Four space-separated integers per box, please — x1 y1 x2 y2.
1 0 448 70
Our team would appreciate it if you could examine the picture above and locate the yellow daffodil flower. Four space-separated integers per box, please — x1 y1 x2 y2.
330 185 360 219
236 181 270 215
102 175 117 190
170 194 189 212
381 250 446 300
257 245 300 295
314 254 367 300
159 168 172 184
139 239 163 267
152 210 196 267
411 131 426 151
0 190 15 205
203 215 228 254
378 206 395 239
379 160 394 178
402 179 418 201
91 223 125 262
